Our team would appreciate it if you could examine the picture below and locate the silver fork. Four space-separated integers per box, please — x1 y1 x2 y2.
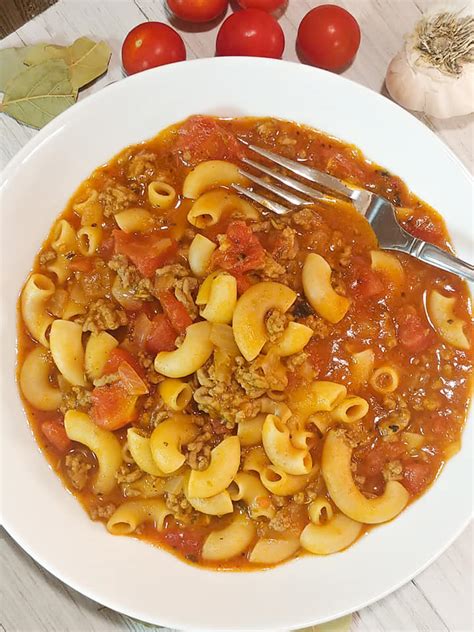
231 144 474 282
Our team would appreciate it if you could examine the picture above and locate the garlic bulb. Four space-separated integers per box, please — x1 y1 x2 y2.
386 11 474 118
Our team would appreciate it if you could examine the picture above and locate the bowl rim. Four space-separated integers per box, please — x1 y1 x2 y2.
1 56 473 631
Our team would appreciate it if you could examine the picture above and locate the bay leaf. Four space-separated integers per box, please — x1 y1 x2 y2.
65 37 112 90
0 59 77 129
0 44 65 91
23 43 68 66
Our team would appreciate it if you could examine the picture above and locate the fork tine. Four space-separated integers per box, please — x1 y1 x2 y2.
247 144 354 199
231 183 290 215
238 167 310 207
242 157 330 203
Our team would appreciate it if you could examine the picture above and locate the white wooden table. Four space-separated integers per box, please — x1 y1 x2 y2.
1 1 472 631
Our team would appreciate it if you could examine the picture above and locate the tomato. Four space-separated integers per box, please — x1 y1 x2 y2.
212 220 266 275
175 115 244 165
103 348 145 378
118 362 149 395
402 460 432 496
146 314 177 353
113 230 177 277
396 306 434 353
158 290 193 333
167 0 228 23
41 420 72 453
98 236 115 261
238 0 286 12
231 271 252 294
122 22 186 75
91 383 138 430
216 9 285 58
357 441 405 478
349 256 384 299
297 5 361 72
403 215 444 246
69 255 95 273
162 527 204 559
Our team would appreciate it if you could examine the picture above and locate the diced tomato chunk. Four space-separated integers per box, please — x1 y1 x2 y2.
146 313 177 353
118 361 149 395
231 271 252 295
41 420 72 453
70 255 95 273
403 215 444 246
98 236 115 261
356 440 405 478
162 527 204 559
113 230 177 277
396 306 434 352
402 460 432 496
158 290 193 333
212 221 266 275
175 115 245 165
350 256 384 299
90 383 137 430
103 348 145 378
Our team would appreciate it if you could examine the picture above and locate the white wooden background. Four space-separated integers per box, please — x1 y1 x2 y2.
0 1 472 631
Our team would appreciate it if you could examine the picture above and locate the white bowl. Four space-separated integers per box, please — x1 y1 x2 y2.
1 58 472 631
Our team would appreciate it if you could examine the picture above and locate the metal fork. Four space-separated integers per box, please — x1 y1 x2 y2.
231 144 474 282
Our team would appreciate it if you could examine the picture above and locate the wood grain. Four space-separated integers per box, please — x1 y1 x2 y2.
0 0 58 37
0 1 472 631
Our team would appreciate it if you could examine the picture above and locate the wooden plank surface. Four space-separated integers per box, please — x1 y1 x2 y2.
0 1 472 631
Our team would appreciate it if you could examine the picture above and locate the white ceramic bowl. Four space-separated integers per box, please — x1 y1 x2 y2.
1 58 472 631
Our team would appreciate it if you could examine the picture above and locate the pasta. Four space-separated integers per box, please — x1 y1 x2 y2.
232 281 296 361
322 429 409 523
187 189 259 228
16 115 473 569
188 234 217 277
148 181 177 209
427 290 470 350
182 160 248 199
21 273 55 347
20 346 62 411
154 321 213 377
302 253 351 323
64 411 122 494
49 319 86 386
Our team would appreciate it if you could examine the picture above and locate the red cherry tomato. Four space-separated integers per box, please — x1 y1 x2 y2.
122 22 186 75
167 0 228 23
216 9 284 58
237 0 286 12
297 5 360 72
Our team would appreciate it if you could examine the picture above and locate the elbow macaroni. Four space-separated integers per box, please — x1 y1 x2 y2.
20 346 62 411
188 234 217 277
427 290 470 350
199 273 237 324
183 160 248 199
322 429 409 523
302 253 351 323
188 436 241 498
49 319 86 386
154 321 213 378
107 499 172 535
187 189 259 227
158 379 192 411
21 273 55 347
64 410 122 494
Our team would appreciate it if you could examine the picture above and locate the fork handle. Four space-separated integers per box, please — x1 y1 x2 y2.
401 238 474 282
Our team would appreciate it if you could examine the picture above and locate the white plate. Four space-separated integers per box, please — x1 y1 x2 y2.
1 57 472 631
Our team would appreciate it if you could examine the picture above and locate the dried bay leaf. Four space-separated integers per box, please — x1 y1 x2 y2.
0 59 77 129
66 37 111 90
0 44 65 91
23 43 68 67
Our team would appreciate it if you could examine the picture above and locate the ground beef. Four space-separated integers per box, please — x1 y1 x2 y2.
174 277 199 319
291 208 322 231
108 254 153 300
299 315 330 339
93 372 119 387
285 351 309 372
89 503 116 521
137 351 165 385
268 503 304 534
234 352 287 398
98 181 137 217
164 493 194 523
154 264 190 292
127 151 157 181
260 254 286 280
383 460 403 481
60 386 92 414
81 298 128 334
265 309 287 343
271 226 299 261
194 359 260 426
64 451 92 490
115 464 143 484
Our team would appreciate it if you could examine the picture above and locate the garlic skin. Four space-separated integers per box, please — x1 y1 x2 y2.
386 15 474 119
